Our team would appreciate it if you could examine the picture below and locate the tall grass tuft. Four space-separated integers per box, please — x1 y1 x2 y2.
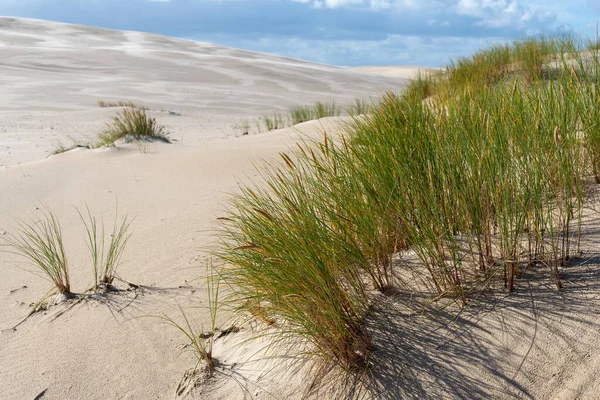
1 210 71 296
78 206 133 290
97 107 169 147
218 155 373 367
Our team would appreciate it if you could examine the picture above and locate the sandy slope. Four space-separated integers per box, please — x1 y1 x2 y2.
0 17 405 167
3 17 600 400
0 119 343 399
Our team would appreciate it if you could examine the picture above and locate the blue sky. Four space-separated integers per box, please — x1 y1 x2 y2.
0 0 598 66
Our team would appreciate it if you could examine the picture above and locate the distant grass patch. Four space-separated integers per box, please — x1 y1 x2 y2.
289 105 314 125
289 101 342 125
261 113 287 132
233 119 251 136
313 101 341 119
96 107 170 147
253 100 362 134
98 100 145 109
346 98 373 116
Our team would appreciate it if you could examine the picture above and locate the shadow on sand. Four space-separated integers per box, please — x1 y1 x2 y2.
352 250 600 399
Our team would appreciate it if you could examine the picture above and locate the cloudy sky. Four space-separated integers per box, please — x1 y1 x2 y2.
1 0 598 66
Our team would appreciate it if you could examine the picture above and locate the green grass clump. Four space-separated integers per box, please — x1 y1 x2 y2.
218 34 600 377
313 101 341 119
78 206 133 290
288 101 342 125
97 107 170 147
289 106 314 125
261 113 287 131
218 150 373 367
1 210 71 296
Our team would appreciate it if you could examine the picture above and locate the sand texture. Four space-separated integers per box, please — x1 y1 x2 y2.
2 17 600 400
0 16 404 167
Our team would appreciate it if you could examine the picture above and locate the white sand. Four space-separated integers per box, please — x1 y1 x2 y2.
0 17 405 167
349 66 441 79
2 17 600 400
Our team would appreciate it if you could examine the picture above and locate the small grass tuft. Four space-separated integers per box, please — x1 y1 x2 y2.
1 209 71 296
78 205 133 290
262 113 287 131
96 107 170 147
163 264 221 392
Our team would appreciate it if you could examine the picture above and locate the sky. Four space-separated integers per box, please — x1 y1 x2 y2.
0 0 599 67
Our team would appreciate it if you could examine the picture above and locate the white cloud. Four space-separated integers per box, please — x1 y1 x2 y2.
456 0 555 29
291 0 556 32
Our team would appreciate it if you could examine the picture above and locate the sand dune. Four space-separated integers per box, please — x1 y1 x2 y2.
0 17 406 167
3 17 600 400
0 17 408 399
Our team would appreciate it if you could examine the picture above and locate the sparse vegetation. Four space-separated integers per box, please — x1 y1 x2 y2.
289 105 314 125
346 98 373 116
51 141 69 156
313 100 340 119
217 34 600 376
96 107 170 147
261 113 287 131
1 209 71 297
233 119 251 136
50 140 91 156
163 264 220 390
78 206 133 290
97 100 144 109
2 206 135 313
288 101 342 125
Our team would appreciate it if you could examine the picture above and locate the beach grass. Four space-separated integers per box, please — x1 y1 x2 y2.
234 119 251 136
163 264 220 381
97 100 144 109
289 105 314 125
1 209 71 296
313 101 341 119
78 206 133 290
216 34 600 375
96 107 170 147
261 113 287 131
346 98 373 116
